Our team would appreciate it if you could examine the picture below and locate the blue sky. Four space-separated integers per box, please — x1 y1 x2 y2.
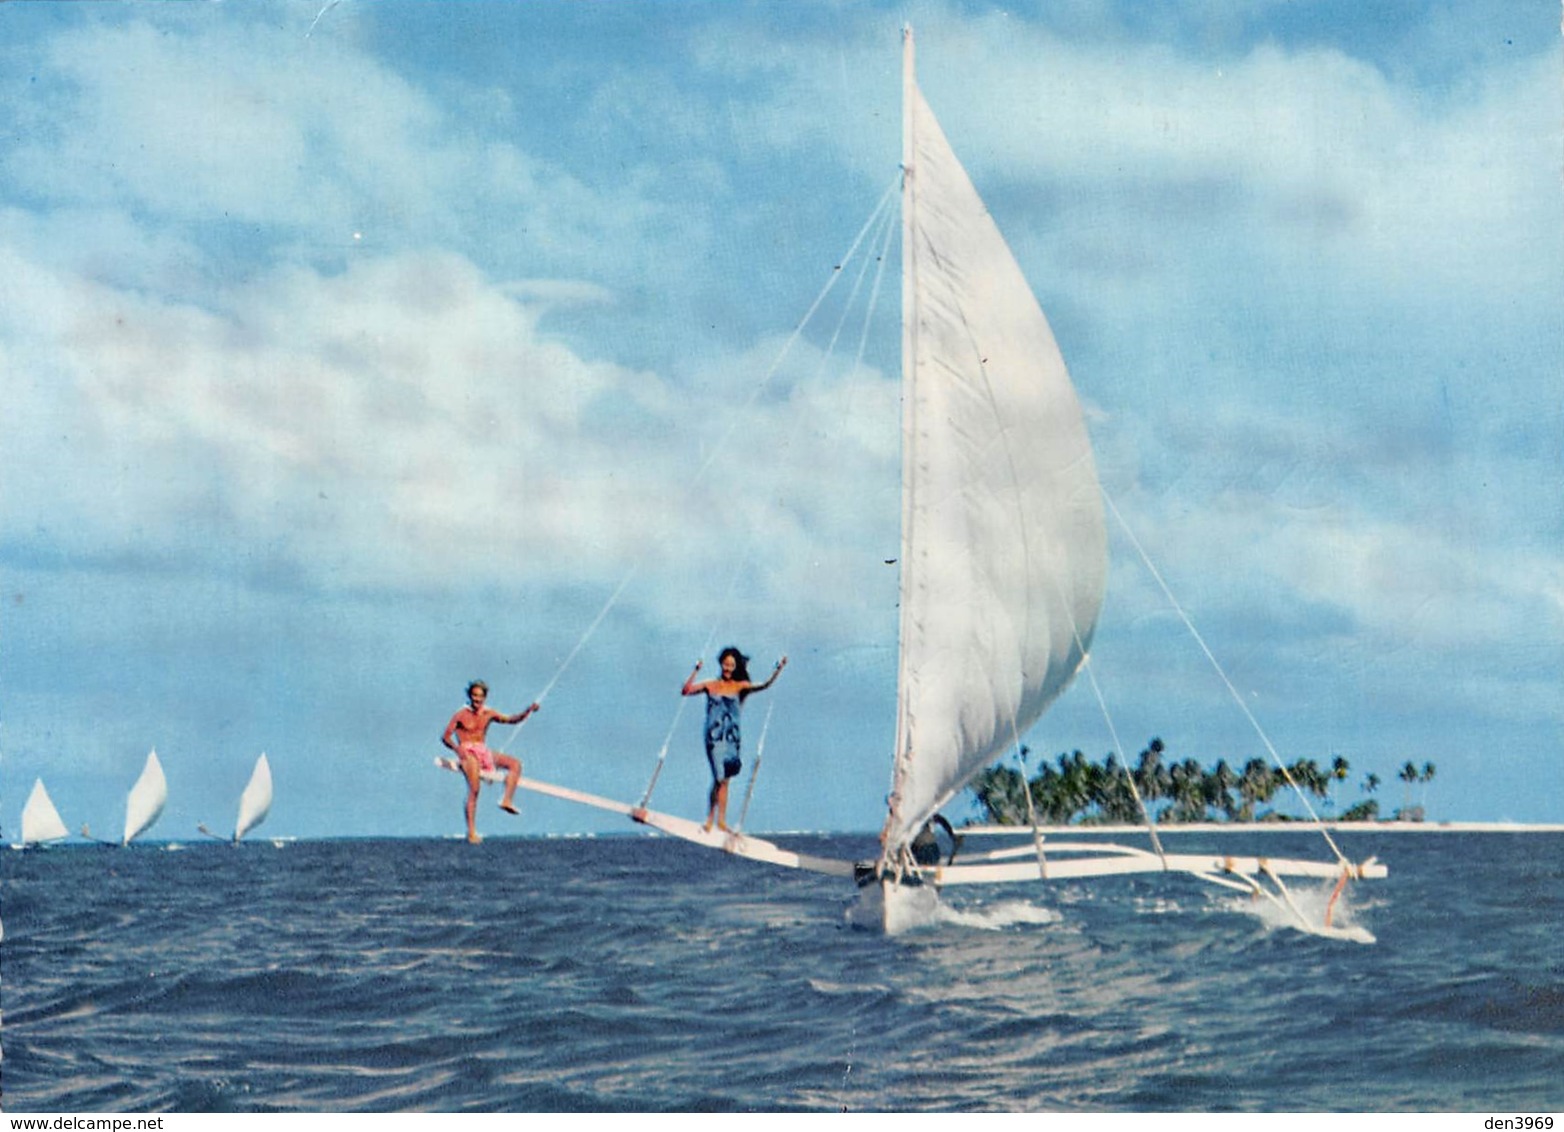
2 0 1560 841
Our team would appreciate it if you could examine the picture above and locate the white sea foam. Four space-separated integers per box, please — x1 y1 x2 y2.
845 884 1060 934
1228 881 1377 944
936 899 1060 931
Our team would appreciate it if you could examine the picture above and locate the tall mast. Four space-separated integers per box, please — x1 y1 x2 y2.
885 26 918 859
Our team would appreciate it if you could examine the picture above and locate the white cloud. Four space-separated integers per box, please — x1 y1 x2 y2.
15 21 407 229
1 217 904 646
695 9 1562 301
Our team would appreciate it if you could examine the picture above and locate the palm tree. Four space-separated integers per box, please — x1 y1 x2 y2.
1419 762 1437 813
970 765 1028 825
1398 761 1421 820
1340 797 1379 821
1166 758 1207 823
1286 758 1330 805
1095 752 1142 824
1237 758 1277 822
1328 755 1350 814
1038 750 1090 824
1206 759 1240 821
1134 739 1168 809
1347 771 1382 822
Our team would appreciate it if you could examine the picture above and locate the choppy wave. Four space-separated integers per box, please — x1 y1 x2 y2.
2 831 1560 1111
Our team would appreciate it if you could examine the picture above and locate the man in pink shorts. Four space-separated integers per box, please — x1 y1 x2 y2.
442 681 538 843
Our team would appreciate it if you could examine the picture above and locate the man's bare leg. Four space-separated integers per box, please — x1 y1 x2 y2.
497 754 521 814
461 754 483 843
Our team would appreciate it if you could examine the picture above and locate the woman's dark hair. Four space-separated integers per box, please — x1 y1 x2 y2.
718 647 751 683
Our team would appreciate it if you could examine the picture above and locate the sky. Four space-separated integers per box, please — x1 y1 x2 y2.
2 0 1560 842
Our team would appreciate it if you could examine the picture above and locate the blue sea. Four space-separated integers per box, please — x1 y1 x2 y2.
2 828 1560 1113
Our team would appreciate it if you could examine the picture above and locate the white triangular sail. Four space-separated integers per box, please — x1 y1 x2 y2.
21 779 70 845
884 33 1107 853
234 753 272 841
123 749 168 845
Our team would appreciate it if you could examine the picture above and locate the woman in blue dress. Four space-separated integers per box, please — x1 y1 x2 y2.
681 646 787 832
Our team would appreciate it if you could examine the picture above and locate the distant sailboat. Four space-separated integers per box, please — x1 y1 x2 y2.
19 779 70 848
234 753 273 841
199 753 273 843
122 749 168 845
506 29 1386 937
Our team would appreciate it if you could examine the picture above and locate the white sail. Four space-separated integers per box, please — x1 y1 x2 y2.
21 779 70 845
234 753 272 841
884 33 1107 852
122 749 168 845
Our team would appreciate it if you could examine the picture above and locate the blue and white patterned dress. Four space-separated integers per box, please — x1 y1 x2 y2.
703 693 742 782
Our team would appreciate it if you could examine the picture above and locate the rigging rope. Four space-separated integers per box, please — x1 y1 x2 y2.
1076 656 1167 862
493 180 900 788
1016 746 1050 879
685 180 899 491
734 698 775 830
730 186 900 830
635 179 902 815
496 567 637 757
1026 508 1167 862
1100 489 1351 867
639 584 741 810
